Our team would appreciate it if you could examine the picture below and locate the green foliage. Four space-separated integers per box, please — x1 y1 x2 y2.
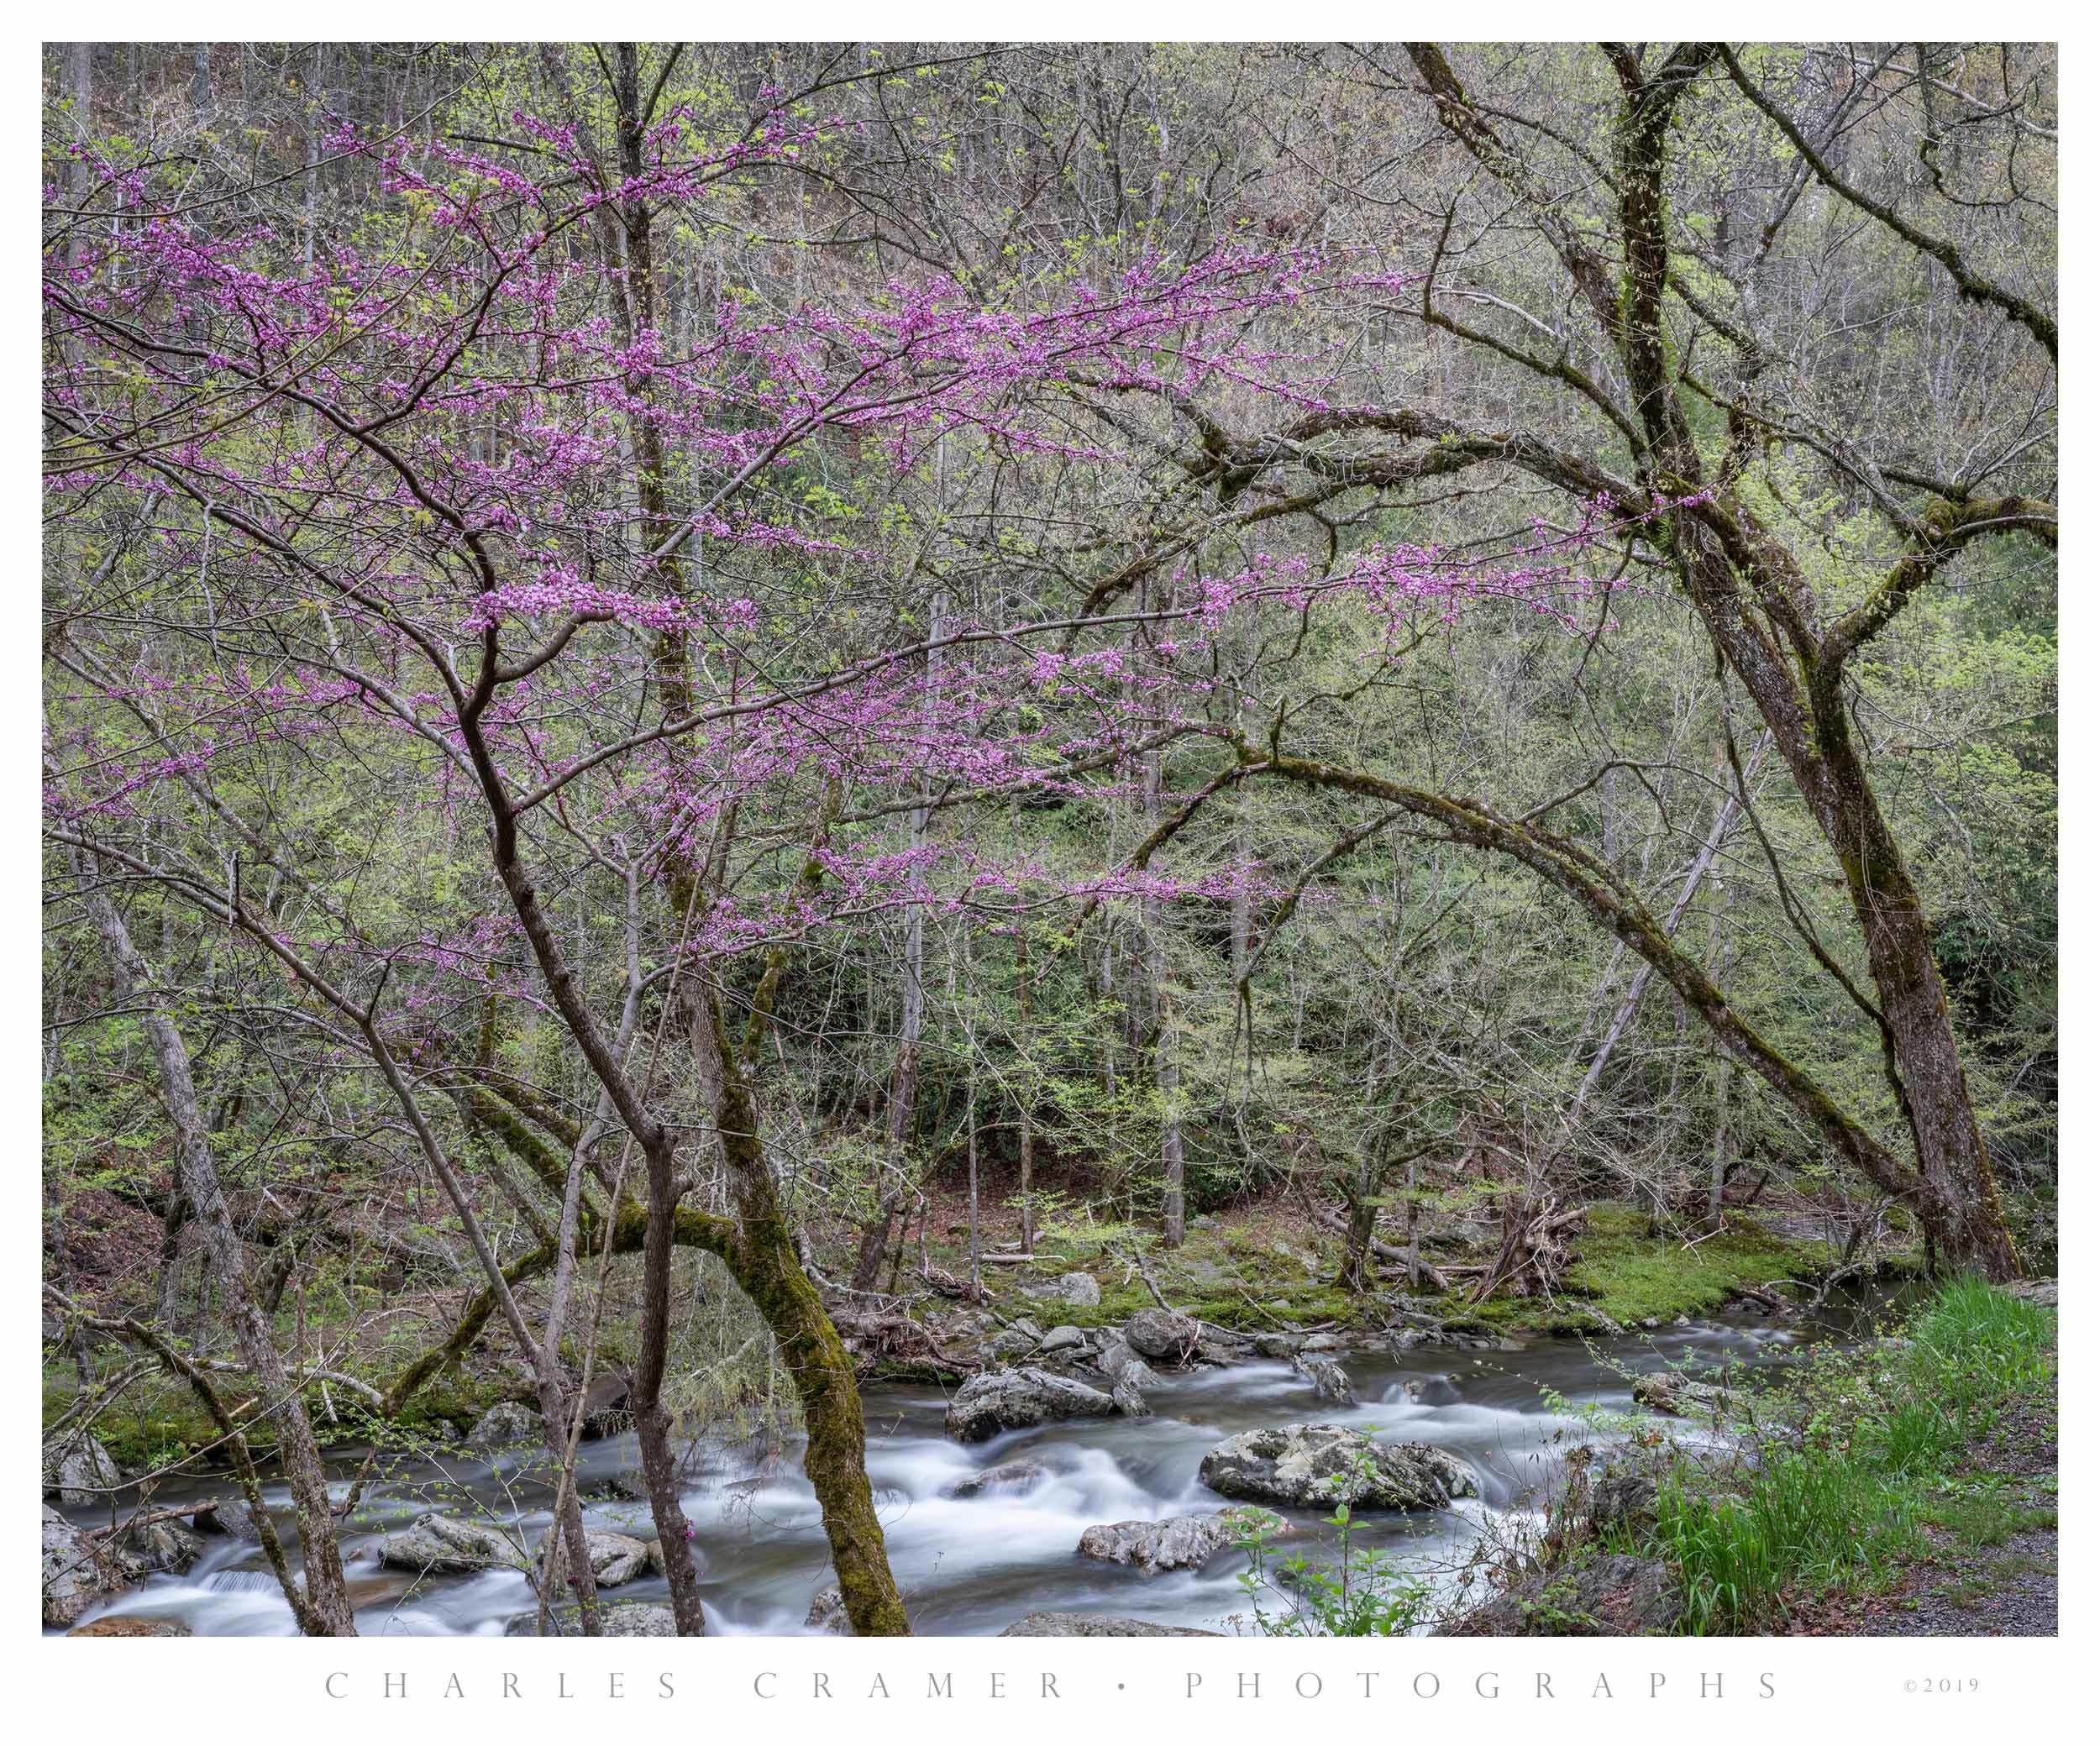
1643 1279 2055 1632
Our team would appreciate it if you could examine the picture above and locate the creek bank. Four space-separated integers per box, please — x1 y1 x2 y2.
1441 1554 1683 1636
1452 1278 2058 1639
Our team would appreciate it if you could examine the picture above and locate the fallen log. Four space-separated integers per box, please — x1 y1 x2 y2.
86 1498 222 1541
1310 1202 1451 1292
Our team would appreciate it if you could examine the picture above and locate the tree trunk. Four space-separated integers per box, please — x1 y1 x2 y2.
696 1004 911 1635
1336 1154 1381 1292
1595 52 2021 1281
1802 697 2019 1275
1015 910 1036 1254
76 855 357 1637
1142 618 1184 1248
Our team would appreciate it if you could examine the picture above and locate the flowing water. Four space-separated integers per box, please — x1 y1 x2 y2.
51 1315 1822 1638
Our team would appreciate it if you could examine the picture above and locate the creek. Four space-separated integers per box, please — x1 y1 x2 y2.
52 1313 1819 1637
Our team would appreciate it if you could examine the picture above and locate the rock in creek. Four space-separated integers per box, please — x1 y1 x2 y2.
69 1614 192 1637
538 1524 652 1587
1036 1324 1090 1355
586 1469 651 1503
1092 1337 1160 1392
376 1512 532 1576
344 1566 420 1610
1630 1371 1730 1418
1110 1377 1152 1418
1000 1612 1222 1637
465 1400 541 1451
1056 1271 1102 1307
42 1505 142 1628
1439 1554 1682 1637
943 1366 1124 1443
1198 1424 1475 1511
574 1369 633 1438
945 1458 1052 1499
1123 1308 1200 1365
506 1601 684 1637
1292 1351 1356 1405
43 1434 122 1507
115 1515 203 1575
191 1500 261 1540
806 1584 850 1633
1075 1508 1280 1574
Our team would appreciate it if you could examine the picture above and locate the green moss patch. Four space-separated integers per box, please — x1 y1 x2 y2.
1446 1203 1840 1333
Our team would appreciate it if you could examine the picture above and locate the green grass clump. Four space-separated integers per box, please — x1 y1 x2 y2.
1644 1277 2055 1633
1656 1454 1923 1631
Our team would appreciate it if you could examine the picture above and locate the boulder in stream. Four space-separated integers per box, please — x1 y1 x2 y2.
1000 1612 1222 1637
806 1584 850 1633
1292 1351 1356 1406
43 1434 122 1507
115 1515 203 1575
506 1601 685 1637
574 1369 633 1438
943 1366 1123 1443
68 1613 192 1637
188 1499 260 1540
465 1400 541 1451
1110 1377 1152 1418
376 1512 532 1576
538 1524 652 1587
1439 1553 1682 1636
1092 1337 1159 1391
1075 1509 1278 1574
946 1458 1052 1498
42 1505 142 1628
1630 1371 1730 1418
642 1535 709 1581
1198 1424 1475 1511
1123 1308 1200 1365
